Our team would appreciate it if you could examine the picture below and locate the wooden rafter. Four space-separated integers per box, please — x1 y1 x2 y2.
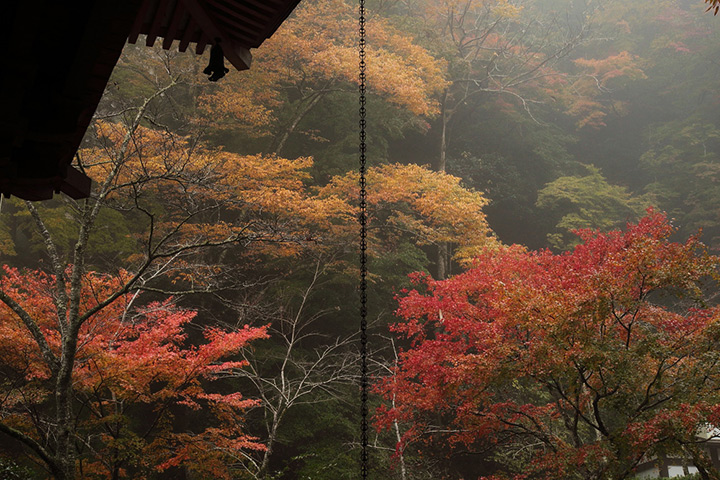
2 0 301 200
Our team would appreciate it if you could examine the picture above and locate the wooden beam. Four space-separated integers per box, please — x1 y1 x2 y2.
242 0 283 14
207 0 269 29
162 1 187 49
146 0 171 46
128 0 153 44
180 0 251 70
196 33 209 54
178 16 197 52
60 166 92 199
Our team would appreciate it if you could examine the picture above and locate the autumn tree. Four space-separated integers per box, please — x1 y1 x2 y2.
318 163 496 268
198 0 447 157
212 162 496 478
536 164 650 250
378 211 720 480
561 51 646 129
0 267 266 479
0 70 351 479
0 79 208 480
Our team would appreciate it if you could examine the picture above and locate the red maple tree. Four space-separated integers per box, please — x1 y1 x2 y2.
0 267 267 479
378 210 720 479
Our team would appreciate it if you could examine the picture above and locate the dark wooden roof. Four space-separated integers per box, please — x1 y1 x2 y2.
0 0 301 201
129 0 302 70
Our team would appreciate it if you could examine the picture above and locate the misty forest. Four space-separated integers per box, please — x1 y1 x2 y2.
4 0 720 479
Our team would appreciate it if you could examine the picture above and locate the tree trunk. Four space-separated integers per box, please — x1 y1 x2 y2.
434 90 449 173
392 410 407 480
434 90 450 279
55 324 83 480
258 407 284 478
271 93 323 155
684 444 720 480
436 242 448 280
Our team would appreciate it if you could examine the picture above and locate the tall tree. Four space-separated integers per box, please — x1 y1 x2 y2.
0 268 266 479
392 0 587 173
382 0 594 277
198 0 447 157
0 73 352 478
378 211 720 480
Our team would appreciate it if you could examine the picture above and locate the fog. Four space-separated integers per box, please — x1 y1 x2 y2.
1 1 720 479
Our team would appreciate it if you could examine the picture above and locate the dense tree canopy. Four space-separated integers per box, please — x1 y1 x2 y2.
378 212 720 479
3 0 720 478
0 268 267 479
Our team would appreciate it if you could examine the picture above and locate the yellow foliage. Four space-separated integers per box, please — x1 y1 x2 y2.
319 163 496 260
199 0 447 129
490 0 522 18
82 122 495 266
556 52 646 129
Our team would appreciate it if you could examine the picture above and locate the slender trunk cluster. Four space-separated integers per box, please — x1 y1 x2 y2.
0 82 174 479
435 90 451 280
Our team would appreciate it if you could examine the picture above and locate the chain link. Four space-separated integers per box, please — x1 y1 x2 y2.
359 0 368 477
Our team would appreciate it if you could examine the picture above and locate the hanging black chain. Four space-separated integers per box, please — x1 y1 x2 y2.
358 0 368 477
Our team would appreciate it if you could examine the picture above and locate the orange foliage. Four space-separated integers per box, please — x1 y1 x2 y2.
319 163 496 261
563 52 646 129
82 123 493 264
0 267 266 478
82 122 346 260
198 0 447 133
573 51 646 84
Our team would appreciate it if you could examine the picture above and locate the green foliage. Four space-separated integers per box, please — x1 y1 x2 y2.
0 196 136 270
0 213 16 258
640 116 720 246
537 165 651 250
301 93 416 182
277 400 357 479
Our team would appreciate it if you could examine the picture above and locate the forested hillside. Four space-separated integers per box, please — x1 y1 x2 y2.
2 0 720 479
